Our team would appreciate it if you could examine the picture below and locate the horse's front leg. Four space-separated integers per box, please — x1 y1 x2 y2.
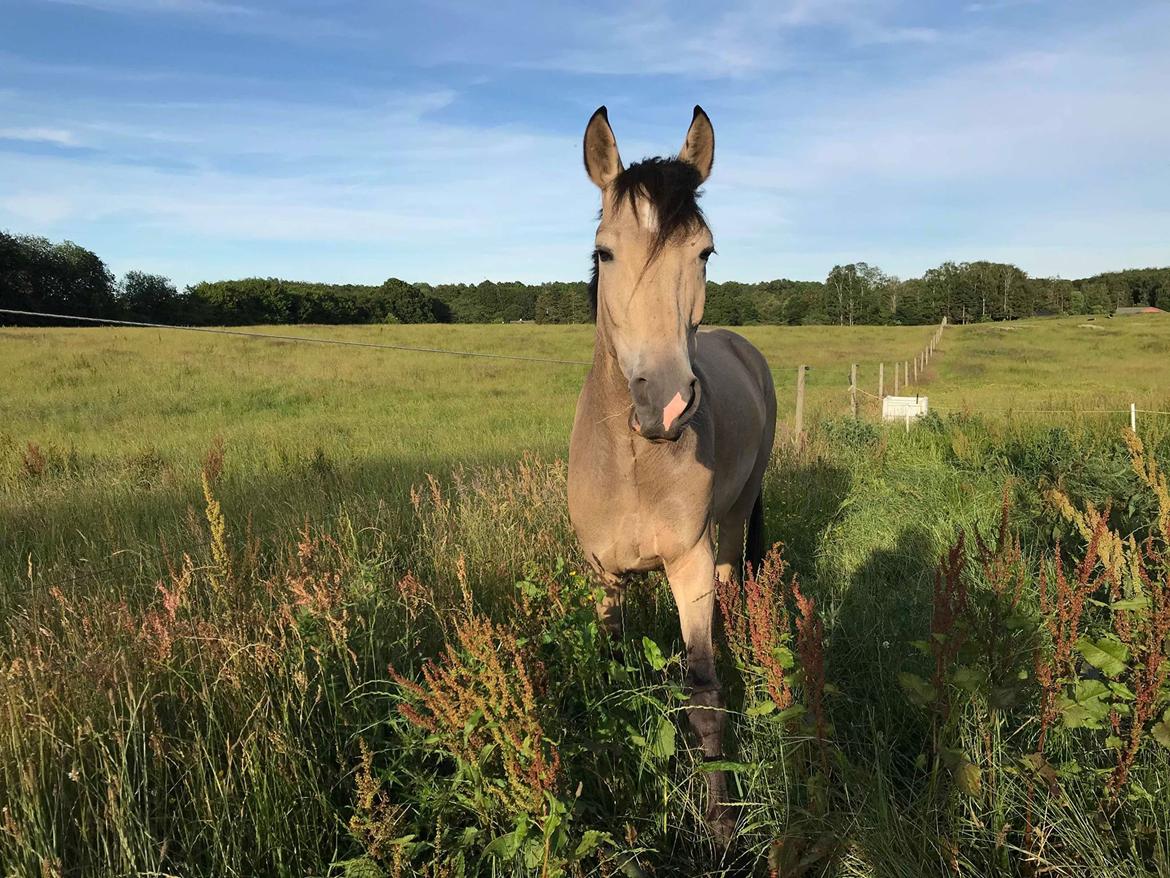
664 539 735 844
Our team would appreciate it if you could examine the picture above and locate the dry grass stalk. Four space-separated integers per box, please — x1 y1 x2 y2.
349 738 406 865
390 614 560 816
716 547 794 711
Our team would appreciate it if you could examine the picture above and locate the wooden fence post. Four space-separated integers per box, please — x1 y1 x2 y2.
878 362 885 398
850 363 858 419
893 362 900 395
794 365 807 445
1131 402 1137 433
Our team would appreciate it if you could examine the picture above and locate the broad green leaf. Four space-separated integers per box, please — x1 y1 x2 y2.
340 857 384 878
642 636 667 671
1111 597 1150 611
952 665 984 693
940 749 982 797
1057 759 1082 777
1057 679 1111 729
1152 711 1170 751
648 718 675 758
1108 681 1136 701
1020 752 1059 787
954 760 983 797
522 837 547 870
700 760 753 773
773 646 796 669
574 830 608 860
1075 635 1129 678
771 703 808 724
746 699 776 717
464 708 484 737
898 672 936 707
484 816 528 860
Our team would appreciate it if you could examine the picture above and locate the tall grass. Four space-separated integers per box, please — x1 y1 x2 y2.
4 416 1170 876
4 319 1170 875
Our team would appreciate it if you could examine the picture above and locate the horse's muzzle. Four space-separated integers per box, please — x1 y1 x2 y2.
630 378 700 442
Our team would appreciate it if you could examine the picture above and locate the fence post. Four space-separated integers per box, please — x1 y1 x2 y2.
850 363 858 419
794 365 807 445
912 357 918 384
893 362 900 395
1131 402 1137 433
878 362 885 398
904 361 909 388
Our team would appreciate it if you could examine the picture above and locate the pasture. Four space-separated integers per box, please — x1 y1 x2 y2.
3 314 1170 877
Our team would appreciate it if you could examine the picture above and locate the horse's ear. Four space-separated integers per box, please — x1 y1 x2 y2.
583 106 623 189
678 105 714 183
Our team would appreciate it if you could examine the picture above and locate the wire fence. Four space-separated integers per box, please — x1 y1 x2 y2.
4 307 1167 599
0 308 593 367
824 315 1170 431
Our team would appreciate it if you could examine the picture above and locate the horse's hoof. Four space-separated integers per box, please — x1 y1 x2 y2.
706 803 738 847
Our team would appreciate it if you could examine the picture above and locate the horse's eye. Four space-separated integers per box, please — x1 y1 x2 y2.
595 247 614 263
699 247 715 262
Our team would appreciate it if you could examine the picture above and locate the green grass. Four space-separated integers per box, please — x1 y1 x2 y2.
0 321 939 581
3 316 1170 876
5 315 1168 583
931 313 1170 414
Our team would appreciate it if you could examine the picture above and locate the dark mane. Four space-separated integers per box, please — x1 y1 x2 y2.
588 156 707 320
612 157 707 255
588 250 599 320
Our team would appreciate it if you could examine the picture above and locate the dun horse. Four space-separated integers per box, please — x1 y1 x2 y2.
568 105 777 840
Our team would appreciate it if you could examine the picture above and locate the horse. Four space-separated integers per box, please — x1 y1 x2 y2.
567 105 777 841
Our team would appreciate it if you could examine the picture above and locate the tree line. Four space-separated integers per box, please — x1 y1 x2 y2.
3 230 1168 328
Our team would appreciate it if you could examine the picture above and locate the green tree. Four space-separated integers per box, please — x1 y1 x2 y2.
119 270 178 320
0 232 117 323
380 277 437 323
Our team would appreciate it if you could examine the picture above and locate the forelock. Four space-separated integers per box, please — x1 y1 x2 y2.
609 157 707 257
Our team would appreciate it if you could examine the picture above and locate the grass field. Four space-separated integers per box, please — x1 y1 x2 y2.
4 315 1167 583
3 314 1170 876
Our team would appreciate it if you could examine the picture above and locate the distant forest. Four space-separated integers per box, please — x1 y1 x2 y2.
3 230 1168 328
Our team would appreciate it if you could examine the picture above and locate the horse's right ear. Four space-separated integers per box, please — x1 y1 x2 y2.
583 106 623 189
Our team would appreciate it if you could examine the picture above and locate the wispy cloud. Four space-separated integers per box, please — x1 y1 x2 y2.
0 127 80 146
39 0 260 16
521 0 939 77
34 0 371 41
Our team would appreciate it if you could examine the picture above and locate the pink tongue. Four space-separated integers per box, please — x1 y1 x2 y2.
662 392 687 431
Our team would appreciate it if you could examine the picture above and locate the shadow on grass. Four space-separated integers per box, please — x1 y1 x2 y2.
828 526 958 876
0 446 573 612
762 451 852 583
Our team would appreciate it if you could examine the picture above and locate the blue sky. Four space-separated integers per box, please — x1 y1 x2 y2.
1 0 1167 289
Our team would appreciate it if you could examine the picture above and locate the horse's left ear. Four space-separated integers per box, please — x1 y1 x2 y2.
678 105 714 183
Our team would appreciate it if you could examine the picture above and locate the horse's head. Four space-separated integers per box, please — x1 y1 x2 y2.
584 105 715 442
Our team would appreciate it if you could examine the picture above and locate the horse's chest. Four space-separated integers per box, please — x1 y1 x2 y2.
568 437 711 575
